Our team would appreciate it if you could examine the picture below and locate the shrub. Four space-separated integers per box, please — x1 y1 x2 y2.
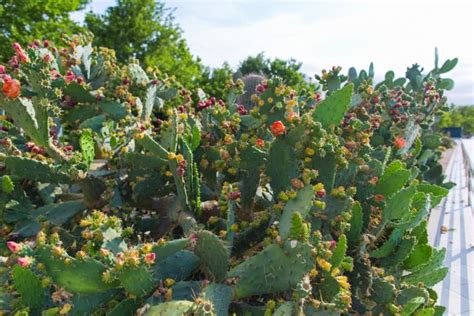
0 39 456 315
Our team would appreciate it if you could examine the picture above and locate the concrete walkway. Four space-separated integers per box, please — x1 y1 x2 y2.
428 140 474 315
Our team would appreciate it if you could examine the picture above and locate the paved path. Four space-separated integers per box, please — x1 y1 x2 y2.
428 140 474 315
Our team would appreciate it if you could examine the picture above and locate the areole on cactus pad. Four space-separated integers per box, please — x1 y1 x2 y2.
0 37 456 315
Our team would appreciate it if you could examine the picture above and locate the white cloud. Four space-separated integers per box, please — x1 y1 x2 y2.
76 0 474 104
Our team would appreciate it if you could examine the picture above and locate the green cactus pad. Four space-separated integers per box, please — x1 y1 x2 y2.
312 84 353 129
0 97 50 146
228 241 312 298
1 175 14 193
375 161 411 198
118 266 155 296
152 238 189 261
5 156 71 183
371 278 395 304
63 82 97 103
266 137 299 195
279 185 314 239
12 265 44 309
152 250 200 282
79 129 95 165
396 287 430 306
106 298 140 316
171 281 202 300
71 290 119 316
317 275 340 301
35 200 87 226
202 284 233 316
312 152 337 190
404 243 432 270
404 267 448 287
36 246 118 293
144 301 195 316
330 234 347 269
347 202 362 249
288 211 310 242
416 184 449 207
383 186 417 222
380 237 415 268
194 230 229 281
273 302 294 315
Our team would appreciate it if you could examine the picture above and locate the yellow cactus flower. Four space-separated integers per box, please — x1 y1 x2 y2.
164 278 176 287
287 99 297 107
336 275 351 290
59 304 72 315
317 258 332 271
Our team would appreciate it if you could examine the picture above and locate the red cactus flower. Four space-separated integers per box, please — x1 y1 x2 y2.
394 137 406 149
237 104 248 115
256 138 265 148
374 194 385 202
228 191 241 201
144 252 156 264
2 78 21 99
316 189 326 198
271 121 286 137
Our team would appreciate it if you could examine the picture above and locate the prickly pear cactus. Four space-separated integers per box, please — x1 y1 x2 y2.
0 38 455 315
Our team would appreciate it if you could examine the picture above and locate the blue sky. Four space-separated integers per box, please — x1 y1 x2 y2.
71 0 474 105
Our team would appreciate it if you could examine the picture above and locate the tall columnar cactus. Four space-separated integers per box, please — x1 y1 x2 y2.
236 73 265 109
0 39 455 315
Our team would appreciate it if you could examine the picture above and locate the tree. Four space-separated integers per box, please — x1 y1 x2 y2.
0 0 89 62
238 52 315 90
199 62 234 100
85 0 202 86
438 105 474 135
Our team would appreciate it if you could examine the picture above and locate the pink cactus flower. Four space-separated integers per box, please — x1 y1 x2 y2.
144 252 156 264
7 241 22 253
17 257 31 267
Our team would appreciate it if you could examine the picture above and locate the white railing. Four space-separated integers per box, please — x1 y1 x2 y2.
461 138 473 207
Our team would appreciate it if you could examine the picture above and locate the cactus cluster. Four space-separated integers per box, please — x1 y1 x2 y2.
0 37 456 315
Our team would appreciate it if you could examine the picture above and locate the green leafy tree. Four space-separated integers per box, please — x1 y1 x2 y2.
85 0 202 86
438 105 474 135
199 62 234 99
238 52 316 91
0 0 89 62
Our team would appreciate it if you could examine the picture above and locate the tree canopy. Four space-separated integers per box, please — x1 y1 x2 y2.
238 52 315 90
0 0 90 62
438 105 474 135
85 0 202 86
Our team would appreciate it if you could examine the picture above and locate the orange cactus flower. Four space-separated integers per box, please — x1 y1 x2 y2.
2 79 21 99
271 120 286 137
394 137 406 149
